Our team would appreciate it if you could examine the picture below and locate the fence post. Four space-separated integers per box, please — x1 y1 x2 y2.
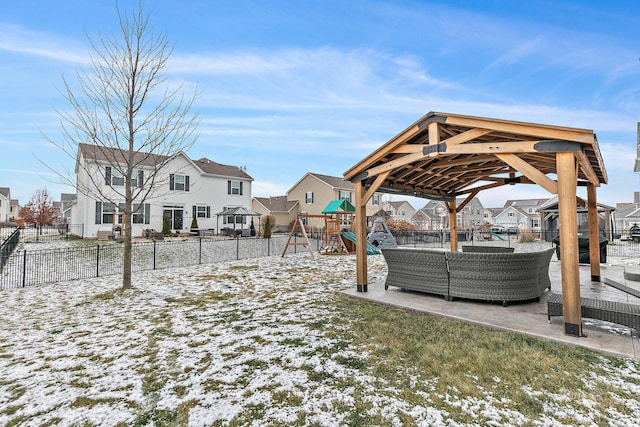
267 237 270 257
199 236 202 265
236 235 240 260
96 245 100 277
22 249 27 287
153 240 157 270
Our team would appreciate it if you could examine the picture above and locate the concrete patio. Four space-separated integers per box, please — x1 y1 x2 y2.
343 261 640 359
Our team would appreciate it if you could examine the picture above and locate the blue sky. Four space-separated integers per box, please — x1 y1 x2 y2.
1 0 640 210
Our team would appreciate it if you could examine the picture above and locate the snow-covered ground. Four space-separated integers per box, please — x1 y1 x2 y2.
0 251 639 426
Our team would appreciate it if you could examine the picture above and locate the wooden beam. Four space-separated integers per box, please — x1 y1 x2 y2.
364 151 433 177
557 152 582 337
428 120 440 146
344 123 421 181
587 183 601 281
576 151 600 186
446 198 458 252
495 153 558 194
456 190 480 212
444 114 596 144
354 181 368 292
362 171 390 206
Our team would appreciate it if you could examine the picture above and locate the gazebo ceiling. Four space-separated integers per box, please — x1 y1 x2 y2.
344 112 608 201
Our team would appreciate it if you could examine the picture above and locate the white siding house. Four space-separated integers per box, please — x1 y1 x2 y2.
73 144 253 239
0 187 10 223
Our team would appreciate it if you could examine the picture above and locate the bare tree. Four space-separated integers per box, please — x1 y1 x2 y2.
47 3 199 289
20 188 58 232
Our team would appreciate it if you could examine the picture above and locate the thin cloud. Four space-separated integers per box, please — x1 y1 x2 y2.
0 23 86 63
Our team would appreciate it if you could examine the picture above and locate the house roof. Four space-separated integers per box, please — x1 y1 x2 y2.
253 196 298 213
195 158 253 180
77 143 253 180
503 198 548 208
0 187 9 198
60 193 77 202
344 111 607 202
322 199 356 214
310 172 353 190
78 143 166 168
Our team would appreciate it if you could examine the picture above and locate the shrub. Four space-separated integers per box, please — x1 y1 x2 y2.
191 216 198 230
162 217 171 236
263 216 272 239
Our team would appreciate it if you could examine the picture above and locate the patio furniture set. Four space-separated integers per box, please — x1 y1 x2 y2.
381 246 640 336
381 247 555 306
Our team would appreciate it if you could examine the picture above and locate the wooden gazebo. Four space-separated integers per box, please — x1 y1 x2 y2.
343 112 608 338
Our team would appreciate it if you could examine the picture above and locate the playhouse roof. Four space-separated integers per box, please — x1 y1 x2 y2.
322 199 356 214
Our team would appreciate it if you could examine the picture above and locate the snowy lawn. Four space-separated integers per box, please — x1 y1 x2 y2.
0 253 639 426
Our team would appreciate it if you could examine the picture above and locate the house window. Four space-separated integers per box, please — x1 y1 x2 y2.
228 180 243 195
105 167 124 186
95 201 149 224
132 204 151 224
131 170 144 188
305 192 314 203
338 190 352 203
372 194 380 205
95 202 117 224
170 174 190 191
192 205 211 219
508 212 514 217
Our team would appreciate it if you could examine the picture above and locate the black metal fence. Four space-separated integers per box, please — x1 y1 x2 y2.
0 234 321 290
0 228 20 270
394 228 640 259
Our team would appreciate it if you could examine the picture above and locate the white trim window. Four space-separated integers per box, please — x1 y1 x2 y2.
305 191 314 204
105 167 124 186
228 180 243 195
338 190 352 203
192 205 211 219
372 194 380 205
170 174 190 191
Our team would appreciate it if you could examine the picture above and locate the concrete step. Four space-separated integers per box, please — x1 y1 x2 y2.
624 266 640 282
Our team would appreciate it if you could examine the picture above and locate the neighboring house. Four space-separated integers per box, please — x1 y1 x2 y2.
0 187 10 223
286 172 381 230
60 193 77 223
9 199 20 222
614 192 640 234
409 209 431 230
72 143 253 239
381 200 416 223
417 200 449 230
252 196 299 233
493 198 547 229
493 205 530 230
416 197 484 230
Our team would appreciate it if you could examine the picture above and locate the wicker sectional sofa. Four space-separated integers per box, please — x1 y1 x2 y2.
382 247 555 306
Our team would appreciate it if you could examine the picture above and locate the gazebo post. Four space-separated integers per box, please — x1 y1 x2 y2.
557 152 583 337
587 183 601 281
354 180 368 292
446 198 458 252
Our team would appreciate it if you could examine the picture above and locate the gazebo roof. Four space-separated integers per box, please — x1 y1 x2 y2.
215 207 261 217
344 111 607 201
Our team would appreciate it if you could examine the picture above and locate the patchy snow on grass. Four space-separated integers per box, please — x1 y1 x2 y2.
0 252 639 425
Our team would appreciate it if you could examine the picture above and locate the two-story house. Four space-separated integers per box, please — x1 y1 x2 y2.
285 172 382 231
492 198 547 230
416 197 484 230
381 200 416 224
72 143 253 239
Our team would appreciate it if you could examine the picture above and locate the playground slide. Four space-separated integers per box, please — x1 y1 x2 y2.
489 231 506 241
341 231 381 255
